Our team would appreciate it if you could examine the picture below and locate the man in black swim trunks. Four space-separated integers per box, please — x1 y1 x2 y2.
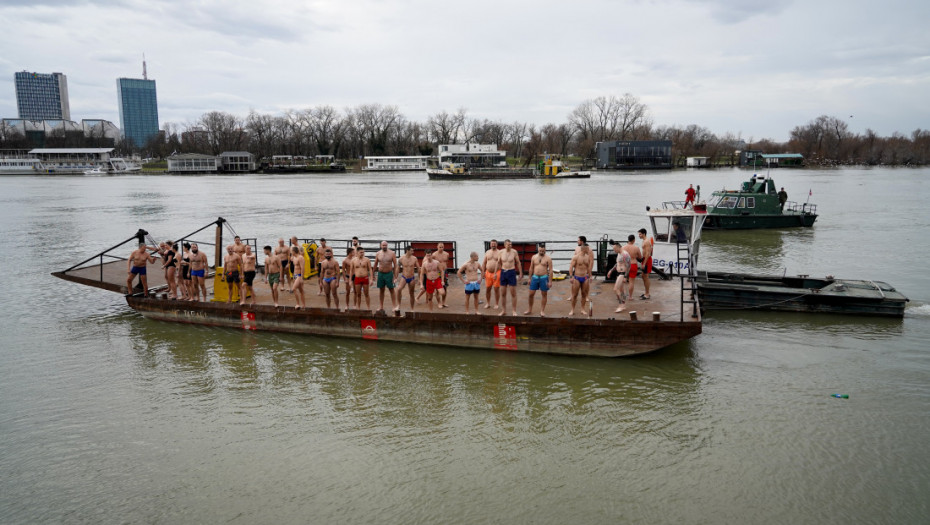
241 244 257 306
223 246 243 304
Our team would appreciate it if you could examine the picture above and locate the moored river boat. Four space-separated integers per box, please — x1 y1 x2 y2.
678 175 818 229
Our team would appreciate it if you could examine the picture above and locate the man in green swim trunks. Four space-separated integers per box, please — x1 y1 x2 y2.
374 240 399 313
263 245 282 307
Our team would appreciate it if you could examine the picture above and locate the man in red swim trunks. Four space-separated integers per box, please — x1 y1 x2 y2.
621 235 643 302
352 247 372 311
420 250 444 312
638 228 653 300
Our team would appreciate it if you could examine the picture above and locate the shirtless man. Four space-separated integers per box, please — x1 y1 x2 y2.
288 235 300 291
498 239 524 316
319 247 341 310
342 247 356 305
228 235 246 256
433 242 450 307
415 242 450 307
621 235 643 301
420 250 444 312
574 235 587 255
290 245 306 309
275 238 291 292
397 246 419 312
126 243 156 297
241 245 257 306
352 247 372 311
263 245 282 307
524 243 554 317
223 246 243 304
374 241 399 313
606 241 632 312
189 243 209 302
637 228 653 300
315 238 329 295
481 239 502 310
457 251 483 314
569 242 594 316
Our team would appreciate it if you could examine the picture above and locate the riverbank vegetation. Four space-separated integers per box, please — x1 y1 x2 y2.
2 95 927 166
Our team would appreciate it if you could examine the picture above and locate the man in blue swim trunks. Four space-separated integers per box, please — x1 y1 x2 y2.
497 239 524 316
524 243 554 317
569 241 594 316
126 243 157 297
189 243 209 301
457 251 483 314
319 247 341 310
397 245 420 312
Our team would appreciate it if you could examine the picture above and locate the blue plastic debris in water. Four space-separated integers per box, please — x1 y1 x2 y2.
831 394 849 399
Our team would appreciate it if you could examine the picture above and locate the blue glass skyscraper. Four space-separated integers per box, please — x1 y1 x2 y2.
117 77 159 149
15 71 71 120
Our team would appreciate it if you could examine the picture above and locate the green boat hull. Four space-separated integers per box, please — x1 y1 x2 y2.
703 212 817 229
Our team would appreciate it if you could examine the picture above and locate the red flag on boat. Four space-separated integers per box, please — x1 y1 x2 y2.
809 189 812 196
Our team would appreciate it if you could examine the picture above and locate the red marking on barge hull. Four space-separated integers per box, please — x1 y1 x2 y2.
126 297 701 357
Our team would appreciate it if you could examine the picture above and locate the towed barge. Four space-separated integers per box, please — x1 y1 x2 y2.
52 217 704 358
696 271 908 317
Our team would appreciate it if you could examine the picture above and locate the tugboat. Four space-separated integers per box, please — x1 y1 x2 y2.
701 175 817 229
535 154 591 179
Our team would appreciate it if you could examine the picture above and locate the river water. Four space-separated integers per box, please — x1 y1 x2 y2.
1 167 928 524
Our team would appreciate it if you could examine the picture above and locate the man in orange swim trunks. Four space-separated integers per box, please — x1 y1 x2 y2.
481 239 502 310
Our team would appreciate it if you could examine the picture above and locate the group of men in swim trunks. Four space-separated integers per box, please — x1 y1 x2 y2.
605 229 653 313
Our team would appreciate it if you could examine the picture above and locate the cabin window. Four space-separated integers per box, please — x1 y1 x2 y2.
738 197 746 208
746 197 755 208
724 196 738 209
650 216 671 241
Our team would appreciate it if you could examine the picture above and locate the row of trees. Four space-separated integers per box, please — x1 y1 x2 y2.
2 94 928 166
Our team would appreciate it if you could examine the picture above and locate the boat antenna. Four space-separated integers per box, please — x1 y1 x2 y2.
142 53 148 80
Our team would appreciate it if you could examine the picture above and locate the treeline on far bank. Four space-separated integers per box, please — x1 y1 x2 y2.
2 95 928 166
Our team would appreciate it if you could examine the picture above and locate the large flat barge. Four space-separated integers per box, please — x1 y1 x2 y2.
53 217 704 357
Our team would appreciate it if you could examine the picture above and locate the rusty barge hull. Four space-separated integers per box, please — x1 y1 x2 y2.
127 297 701 358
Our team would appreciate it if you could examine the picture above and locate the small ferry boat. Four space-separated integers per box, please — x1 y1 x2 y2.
696 271 908 317
52 213 705 358
536 155 591 179
698 175 818 229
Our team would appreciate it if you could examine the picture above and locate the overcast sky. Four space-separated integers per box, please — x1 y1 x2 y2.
1 0 927 142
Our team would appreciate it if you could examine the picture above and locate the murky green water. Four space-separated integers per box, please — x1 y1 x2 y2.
1 167 928 523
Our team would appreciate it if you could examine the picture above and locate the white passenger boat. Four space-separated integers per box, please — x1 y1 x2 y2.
0 157 49 175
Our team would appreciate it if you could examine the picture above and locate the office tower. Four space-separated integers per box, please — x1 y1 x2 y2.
117 60 159 149
14 71 71 120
